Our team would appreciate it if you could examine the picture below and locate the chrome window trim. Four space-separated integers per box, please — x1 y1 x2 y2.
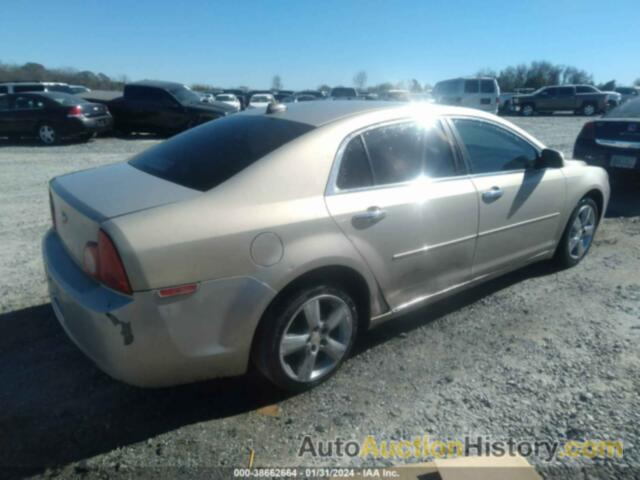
325 117 463 196
595 138 640 150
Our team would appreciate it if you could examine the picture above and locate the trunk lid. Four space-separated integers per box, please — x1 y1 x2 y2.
80 102 110 118
594 119 640 142
50 162 200 268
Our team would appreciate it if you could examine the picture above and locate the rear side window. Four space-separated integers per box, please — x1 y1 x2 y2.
14 84 45 93
464 80 479 93
363 123 423 185
480 79 496 93
576 86 597 93
453 119 538 174
337 136 373 190
130 115 315 191
424 124 457 178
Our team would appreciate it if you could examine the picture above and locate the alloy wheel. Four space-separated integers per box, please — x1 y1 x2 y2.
522 105 533 116
568 204 596 260
583 104 595 116
279 294 353 383
39 125 56 144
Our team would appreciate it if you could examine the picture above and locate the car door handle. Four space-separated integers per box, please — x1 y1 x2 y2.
482 186 504 202
352 206 386 228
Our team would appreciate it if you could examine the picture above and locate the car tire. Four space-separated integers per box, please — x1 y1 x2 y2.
253 284 359 392
554 197 599 269
520 104 534 116
37 124 58 145
581 103 596 116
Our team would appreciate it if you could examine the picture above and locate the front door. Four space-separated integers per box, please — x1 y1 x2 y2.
325 119 478 310
450 118 564 276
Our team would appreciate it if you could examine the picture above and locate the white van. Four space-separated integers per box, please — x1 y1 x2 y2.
432 77 500 113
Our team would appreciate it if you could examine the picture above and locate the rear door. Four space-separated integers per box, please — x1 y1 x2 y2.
555 86 576 111
325 119 478 310
449 117 564 276
461 79 481 110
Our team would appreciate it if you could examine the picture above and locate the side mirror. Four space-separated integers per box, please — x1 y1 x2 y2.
535 148 564 169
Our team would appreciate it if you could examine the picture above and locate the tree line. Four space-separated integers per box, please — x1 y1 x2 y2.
2 60 639 94
0 61 126 90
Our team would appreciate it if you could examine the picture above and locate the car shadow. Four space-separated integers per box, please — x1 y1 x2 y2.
0 260 559 477
605 178 640 218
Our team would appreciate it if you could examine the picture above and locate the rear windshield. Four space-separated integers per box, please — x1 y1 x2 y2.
129 115 315 191
604 98 640 118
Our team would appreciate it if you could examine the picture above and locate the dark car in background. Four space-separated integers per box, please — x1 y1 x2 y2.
513 85 610 116
329 87 358 100
0 92 112 144
87 81 235 136
573 97 640 181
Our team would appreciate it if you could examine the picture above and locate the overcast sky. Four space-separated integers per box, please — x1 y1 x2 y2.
1 0 636 89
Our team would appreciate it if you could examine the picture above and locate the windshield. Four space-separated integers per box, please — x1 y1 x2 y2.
170 86 202 104
129 115 315 191
605 98 640 118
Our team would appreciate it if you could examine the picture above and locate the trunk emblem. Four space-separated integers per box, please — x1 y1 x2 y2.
61 211 68 224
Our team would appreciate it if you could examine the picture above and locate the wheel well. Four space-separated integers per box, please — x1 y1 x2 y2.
253 265 371 345
584 189 604 219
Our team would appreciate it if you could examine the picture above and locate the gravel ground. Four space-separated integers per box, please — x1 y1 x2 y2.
0 116 639 479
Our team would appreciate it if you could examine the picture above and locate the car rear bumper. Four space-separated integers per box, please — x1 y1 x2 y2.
42 229 275 387
63 116 113 137
574 139 640 174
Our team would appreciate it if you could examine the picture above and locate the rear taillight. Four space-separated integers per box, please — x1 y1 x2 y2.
580 121 596 140
83 230 132 294
49 191 56 231
67 105 84 118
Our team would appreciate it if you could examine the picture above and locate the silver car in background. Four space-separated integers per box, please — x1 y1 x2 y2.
43 101 609 391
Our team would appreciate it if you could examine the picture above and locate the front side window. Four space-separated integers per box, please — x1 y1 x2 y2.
130 115 315 191
557 87 574 96
453 119 538 174
13 96 45 110
362 123 423 185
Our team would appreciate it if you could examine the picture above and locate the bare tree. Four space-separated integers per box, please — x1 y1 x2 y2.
271 75 283 91
353 70 367 90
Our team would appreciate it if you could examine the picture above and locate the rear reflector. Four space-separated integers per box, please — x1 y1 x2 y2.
97 230 132 294
158 283 198 298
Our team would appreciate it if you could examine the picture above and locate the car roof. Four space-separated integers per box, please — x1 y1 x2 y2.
239 100 506 128
128 80 184 90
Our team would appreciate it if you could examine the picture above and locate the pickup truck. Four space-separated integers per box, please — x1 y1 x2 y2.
82 80 236 136
512 84 610 116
